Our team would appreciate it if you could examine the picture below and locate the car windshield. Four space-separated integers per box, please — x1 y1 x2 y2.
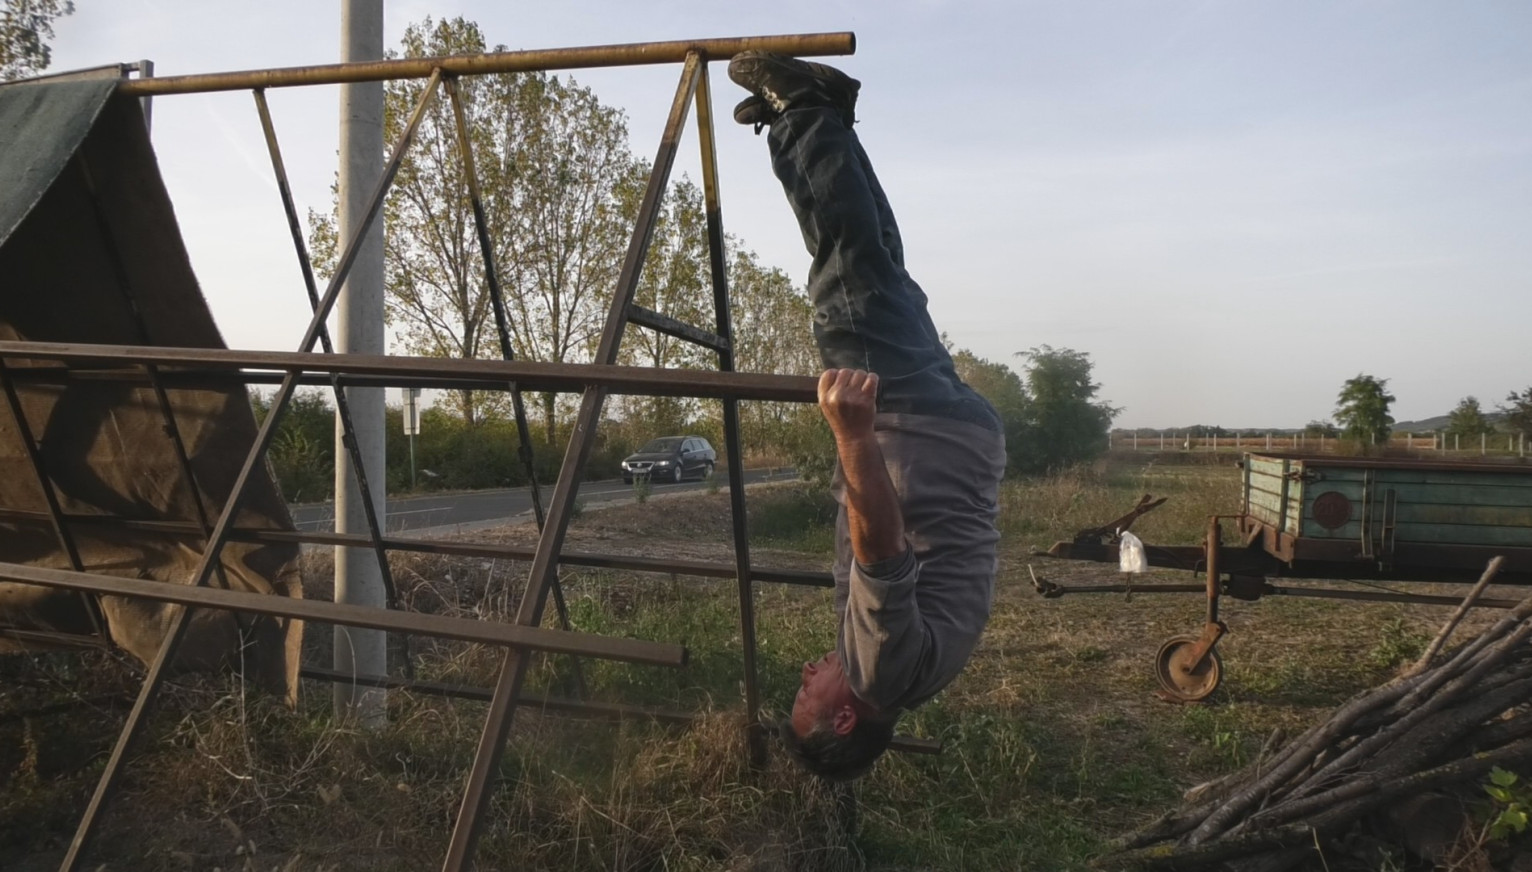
638 437 684 453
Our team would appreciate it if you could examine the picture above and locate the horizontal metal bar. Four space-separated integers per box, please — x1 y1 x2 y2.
0 561 686 668
0 508 834 587
0 627 113 649
116 33 854 96
0 341 817 403
297 666 939 754
298 666 696 723
628 305 729 353
1032 582 1209 596
1263 584 1520 609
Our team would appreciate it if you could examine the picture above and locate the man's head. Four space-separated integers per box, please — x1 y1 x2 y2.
778 650 897 781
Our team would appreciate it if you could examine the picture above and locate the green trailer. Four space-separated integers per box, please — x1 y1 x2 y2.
1042 452 1532 701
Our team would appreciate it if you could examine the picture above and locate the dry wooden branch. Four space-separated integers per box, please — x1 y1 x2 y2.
1109 559 1532 870
1409 556 1504 675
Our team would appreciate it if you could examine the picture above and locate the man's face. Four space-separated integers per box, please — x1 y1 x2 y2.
790 649 855 738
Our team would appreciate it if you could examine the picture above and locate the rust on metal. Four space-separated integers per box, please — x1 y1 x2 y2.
116 33 855 96
1310 491 1353 530
0 340 818 402
0 561 687 667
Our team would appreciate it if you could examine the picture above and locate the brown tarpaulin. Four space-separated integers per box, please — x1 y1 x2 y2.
0 78 303 701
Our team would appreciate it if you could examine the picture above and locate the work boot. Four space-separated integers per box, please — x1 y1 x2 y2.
727 51 860 129
733 95 773 134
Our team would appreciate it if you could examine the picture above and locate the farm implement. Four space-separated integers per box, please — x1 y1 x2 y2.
1037 452 1532 701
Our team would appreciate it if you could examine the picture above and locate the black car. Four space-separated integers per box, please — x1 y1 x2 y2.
621 436 716 484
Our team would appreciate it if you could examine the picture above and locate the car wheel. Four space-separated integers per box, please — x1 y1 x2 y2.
672 465 684 484
703 461 715 480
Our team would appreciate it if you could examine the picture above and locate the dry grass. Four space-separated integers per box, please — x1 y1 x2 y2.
0 458 1510 871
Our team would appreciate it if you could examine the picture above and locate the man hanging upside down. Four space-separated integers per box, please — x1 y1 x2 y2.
728 52 1008 781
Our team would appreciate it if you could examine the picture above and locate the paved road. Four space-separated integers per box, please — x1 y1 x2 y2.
290 468 797 534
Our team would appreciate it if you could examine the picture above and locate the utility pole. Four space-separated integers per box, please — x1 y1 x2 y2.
334 0 387 725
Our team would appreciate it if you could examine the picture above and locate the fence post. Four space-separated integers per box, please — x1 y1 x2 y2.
1160 432 1165 451
1483 432 1488 456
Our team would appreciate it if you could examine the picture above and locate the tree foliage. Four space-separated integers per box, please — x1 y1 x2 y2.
308 17 640 436
946 344 1116 476
1446 395 1495 440
1334 373 1395 446
1304 419 1339 438
951 347 1029 472
1 0 74 80
1501 387 1532 438
1010 345 1118 474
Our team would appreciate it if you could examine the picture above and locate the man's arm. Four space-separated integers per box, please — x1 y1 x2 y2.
818 368 906 565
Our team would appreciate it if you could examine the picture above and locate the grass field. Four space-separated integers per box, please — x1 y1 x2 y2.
0 453 1504 870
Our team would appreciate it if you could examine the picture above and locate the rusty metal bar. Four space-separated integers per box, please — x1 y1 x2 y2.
693 61 767 763
0 561 686 667
0 506 835 587
443 76 581 693
627 304 730 353
0 507 830 587
0 358 101 637
442 53 704 871
1261 583 1520 610
252 86 408 672
77 151 241 630
0 341 819 403
117 33 854 96
299 666 695 722
58 70 447 872
293 667 939 755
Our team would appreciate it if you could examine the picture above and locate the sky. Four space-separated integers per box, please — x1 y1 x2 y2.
42 1 1532 429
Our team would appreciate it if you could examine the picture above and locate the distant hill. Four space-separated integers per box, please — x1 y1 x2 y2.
1395 411 1506 433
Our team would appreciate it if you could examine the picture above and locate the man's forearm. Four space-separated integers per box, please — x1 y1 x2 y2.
836 432 907 566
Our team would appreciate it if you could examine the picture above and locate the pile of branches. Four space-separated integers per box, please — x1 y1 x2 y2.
1102 557 1532 871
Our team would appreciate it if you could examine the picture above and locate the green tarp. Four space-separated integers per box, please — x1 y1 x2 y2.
0 78 302 700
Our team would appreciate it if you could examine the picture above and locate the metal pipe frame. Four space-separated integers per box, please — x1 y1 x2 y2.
442 53 705 870
442 75 582 697
56 68 448 872
692 61 768 764
0 340 819 402
0 34 874 870
0 561 686 667
116 33 854 96
252 86 407 619
252 86 410 675
0 358 101 637
0 505 835 588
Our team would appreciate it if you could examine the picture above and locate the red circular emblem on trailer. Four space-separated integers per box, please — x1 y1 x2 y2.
1311 491 1352 530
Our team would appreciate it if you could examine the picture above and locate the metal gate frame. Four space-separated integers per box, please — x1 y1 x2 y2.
0 32 938 872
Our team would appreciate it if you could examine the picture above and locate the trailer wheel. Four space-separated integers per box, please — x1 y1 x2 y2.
1155 635 1222 702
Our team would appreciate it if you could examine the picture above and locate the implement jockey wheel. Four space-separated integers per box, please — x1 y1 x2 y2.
1154 517 1228 702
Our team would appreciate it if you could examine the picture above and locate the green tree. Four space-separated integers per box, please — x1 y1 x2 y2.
615 177 713 436
1334 374 1395 446
951 347 1029 473
724 245 826 477
1010 345 1118 475
1501 387 1532 438
250 390 337 503
1446 396 1494 441
308 17 640 437
1304 419 1339 438
1 0 74 80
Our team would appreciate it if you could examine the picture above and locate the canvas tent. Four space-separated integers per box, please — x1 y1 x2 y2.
0 78 302 700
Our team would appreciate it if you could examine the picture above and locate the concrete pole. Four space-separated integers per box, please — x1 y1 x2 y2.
334 0 387 725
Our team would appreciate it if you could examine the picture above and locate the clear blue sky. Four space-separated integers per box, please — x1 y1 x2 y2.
45 1 1532 429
